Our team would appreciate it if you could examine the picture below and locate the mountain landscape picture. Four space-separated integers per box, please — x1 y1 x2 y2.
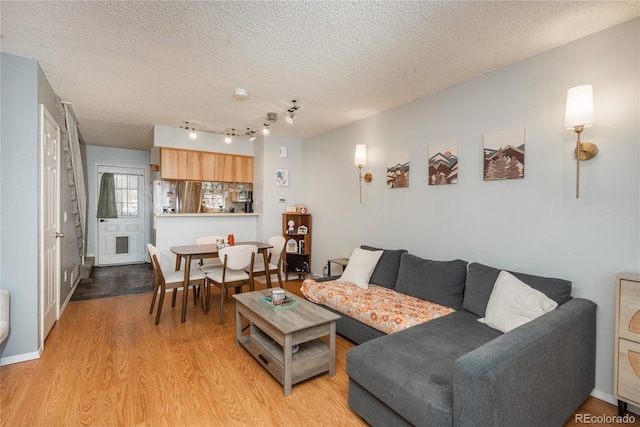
387 151 409 188
484 128 525 181
428 142 458 185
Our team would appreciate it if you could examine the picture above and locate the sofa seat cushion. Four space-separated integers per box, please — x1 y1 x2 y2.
301 279 455 335
346 310 502 426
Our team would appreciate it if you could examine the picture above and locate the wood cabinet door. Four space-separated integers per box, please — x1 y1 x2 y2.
160 148 179 180
177 150 202 181
201 152 217 181
232 155 253 183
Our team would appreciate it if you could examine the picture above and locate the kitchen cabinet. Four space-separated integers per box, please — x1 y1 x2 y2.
160 148 253 183
160 148 201 181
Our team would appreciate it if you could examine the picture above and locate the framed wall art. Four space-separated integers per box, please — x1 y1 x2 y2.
276 169 289 186
428 142 458 185
387 151 410 188
484 128 525 181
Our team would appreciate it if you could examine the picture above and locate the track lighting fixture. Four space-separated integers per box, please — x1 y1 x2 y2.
245 128 257 142
285 100 299 125
224 129 236 144
181 100 300 144
181 121 197 140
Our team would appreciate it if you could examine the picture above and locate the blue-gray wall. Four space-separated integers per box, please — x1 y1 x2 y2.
302 19 639 401
0 53 82 362
1 54 40 359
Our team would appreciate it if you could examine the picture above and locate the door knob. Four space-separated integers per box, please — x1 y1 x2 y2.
99 219 107 222
55 232 64 238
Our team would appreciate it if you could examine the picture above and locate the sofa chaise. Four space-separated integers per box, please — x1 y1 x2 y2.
301 246 597 426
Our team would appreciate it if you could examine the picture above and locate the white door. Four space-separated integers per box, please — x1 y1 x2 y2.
97 166 146 266
40 105 60 344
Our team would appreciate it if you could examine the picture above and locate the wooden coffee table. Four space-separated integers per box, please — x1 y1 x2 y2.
233 288 341 396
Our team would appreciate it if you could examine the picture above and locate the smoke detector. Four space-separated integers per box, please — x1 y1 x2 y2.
234 88 248 99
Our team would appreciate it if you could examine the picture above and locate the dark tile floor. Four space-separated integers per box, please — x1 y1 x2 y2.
70 262 153 302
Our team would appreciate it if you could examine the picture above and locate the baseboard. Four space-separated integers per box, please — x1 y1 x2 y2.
59 276 80 316
1 350 41 366
591 389 640 415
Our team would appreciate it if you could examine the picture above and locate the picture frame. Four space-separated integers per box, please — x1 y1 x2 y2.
297 225 308 234
286 238 298 253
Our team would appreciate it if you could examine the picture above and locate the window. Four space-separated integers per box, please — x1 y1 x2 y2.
114 174 139 217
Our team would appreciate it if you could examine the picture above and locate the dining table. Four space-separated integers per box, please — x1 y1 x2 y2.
170 241 274 322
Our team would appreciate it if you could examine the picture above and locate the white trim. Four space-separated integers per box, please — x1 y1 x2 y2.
0 350 41 366
59 274 80 316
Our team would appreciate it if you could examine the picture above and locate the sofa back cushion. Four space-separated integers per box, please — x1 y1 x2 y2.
394 253 467 309
463 262 572 317
361 245 408 289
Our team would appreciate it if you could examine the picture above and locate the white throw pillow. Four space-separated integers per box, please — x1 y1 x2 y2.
478 270 558 333
339 248 383 289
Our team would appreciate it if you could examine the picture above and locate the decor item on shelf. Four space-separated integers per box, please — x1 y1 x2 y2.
287 220 295 233
180 121 197 140
286 206 296 213
297 225 308 234
300 207 307 214
387 151 410 189
565 84 598 199
354 144 373 203
428 142 458 185
484 128 525 181
286 238 298 253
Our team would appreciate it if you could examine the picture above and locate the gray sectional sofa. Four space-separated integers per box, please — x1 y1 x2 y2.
312 246 597 427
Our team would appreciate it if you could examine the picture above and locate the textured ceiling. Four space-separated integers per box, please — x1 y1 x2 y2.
1 1 638 150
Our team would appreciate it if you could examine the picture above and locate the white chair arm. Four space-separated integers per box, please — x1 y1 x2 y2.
0 289 9 344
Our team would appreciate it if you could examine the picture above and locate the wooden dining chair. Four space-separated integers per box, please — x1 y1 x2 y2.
247 236 285 288
147 243 206 325
203 244 257 324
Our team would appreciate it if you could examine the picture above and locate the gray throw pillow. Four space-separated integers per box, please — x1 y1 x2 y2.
360 245 407 289
463 262 572 317
394 253 467 309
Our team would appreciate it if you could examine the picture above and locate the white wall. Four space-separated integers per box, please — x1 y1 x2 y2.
253 135 304 243
153 125 253 156
302 19 639 401
85 146 150 258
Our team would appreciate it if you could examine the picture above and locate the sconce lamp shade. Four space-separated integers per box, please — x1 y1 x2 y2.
565 85 594 129
354 144 367 167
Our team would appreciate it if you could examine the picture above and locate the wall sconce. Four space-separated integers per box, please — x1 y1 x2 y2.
354 144 373 203
565 85 597 199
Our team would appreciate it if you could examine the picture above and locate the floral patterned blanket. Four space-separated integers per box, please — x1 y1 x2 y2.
300 279 455 335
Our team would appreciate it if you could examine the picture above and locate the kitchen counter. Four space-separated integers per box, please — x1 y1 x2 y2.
154 213 260 267
155 212 259 218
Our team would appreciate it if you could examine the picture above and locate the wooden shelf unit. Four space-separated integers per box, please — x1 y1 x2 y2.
282 213 311 280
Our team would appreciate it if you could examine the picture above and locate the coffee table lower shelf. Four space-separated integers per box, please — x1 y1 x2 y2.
238 326 331 388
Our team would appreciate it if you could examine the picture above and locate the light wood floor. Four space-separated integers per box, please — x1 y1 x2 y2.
1 281 637 426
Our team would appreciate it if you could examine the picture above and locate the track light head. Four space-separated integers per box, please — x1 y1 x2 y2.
286 112 295 124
